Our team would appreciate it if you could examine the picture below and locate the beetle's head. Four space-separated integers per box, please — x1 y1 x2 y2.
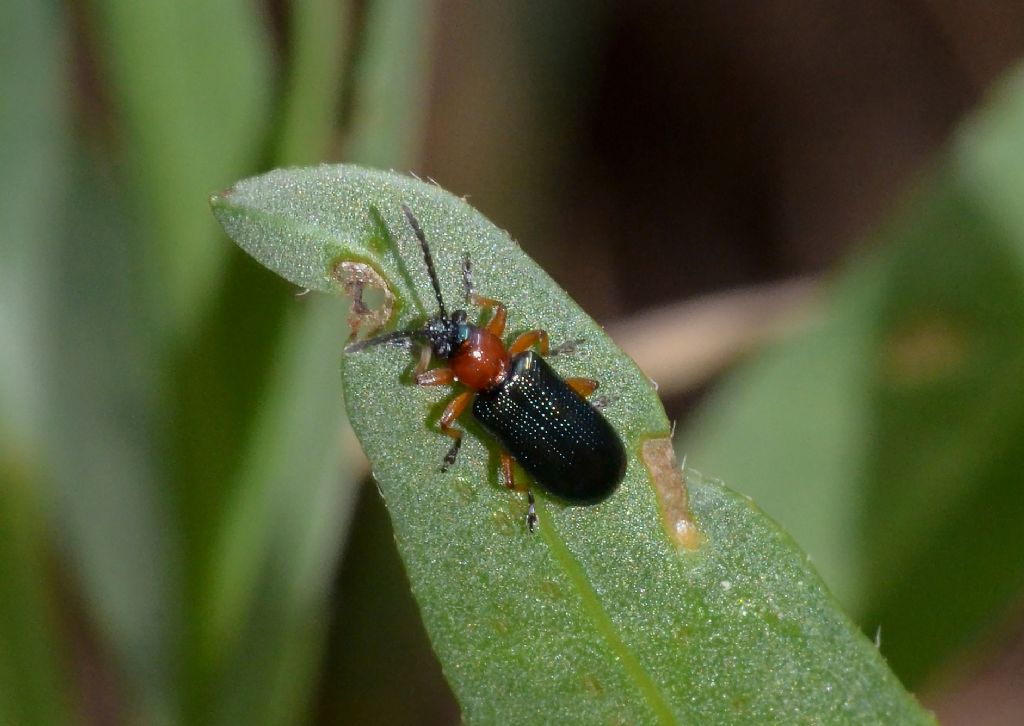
345 204 468 359
424 309 469 359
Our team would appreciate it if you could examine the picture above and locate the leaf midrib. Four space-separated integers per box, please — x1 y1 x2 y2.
536 498 677 725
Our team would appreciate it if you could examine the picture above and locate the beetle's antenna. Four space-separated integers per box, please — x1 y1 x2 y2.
401 203 448 321
344 328 419 354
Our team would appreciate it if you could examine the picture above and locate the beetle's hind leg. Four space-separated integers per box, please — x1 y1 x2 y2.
564 377 612 410
500 451 538 532
565 377 598 398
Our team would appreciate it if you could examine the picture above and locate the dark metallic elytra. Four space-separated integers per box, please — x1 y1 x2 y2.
345 204 626 530
473 352 625 504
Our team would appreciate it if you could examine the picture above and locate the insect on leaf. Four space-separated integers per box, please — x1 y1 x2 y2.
211 165 933 725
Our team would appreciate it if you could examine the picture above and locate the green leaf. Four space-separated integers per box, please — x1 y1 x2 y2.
858 171 1024 685
0 0 65 456
212 165 931 724
316 492 454 724
682 65 1024 687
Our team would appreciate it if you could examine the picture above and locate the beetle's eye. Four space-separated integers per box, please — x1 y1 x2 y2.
456 322 470 344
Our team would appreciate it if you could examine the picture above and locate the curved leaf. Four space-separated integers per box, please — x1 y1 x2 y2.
211 165 931 724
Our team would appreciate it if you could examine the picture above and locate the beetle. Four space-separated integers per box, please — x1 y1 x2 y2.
345 204 626 531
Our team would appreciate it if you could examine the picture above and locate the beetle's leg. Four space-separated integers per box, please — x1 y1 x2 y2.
564 377 598 398
548 338 584 357
415 366 455 387
413 344 433 378
507 329 550 356
500 451 537 533
461 255 508 335
499 450 517 490
418 365 464 466
461 253 474 303
438 390 474 470
469 293 507 337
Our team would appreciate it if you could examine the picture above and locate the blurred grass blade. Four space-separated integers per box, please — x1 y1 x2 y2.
0 474 71 726
0 0 66 456
197 2 431 721
0 2 72 723
682 64 1024 689
48 153 181 722
90 0 272 335
200 296 360 726
276 0 350 165
343 0 430 167
212 165 932 724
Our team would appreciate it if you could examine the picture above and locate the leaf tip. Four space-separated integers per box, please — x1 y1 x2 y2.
208 185 238 212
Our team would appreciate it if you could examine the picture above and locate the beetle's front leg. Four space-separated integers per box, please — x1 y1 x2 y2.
415 365 454 387
471 294 506 337
507 329 550 356
412 344 434 379
462 254 508 337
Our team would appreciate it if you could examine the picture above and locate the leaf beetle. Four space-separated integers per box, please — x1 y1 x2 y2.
345 205 626 531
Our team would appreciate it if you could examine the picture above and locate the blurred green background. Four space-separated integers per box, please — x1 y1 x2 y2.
4 1 1024 724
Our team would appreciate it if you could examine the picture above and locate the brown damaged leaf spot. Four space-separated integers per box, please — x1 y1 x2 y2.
881 315 970 387
332 260 396 343
641 437 703 551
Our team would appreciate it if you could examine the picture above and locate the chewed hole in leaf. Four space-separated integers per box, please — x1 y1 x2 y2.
332 259 396 343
